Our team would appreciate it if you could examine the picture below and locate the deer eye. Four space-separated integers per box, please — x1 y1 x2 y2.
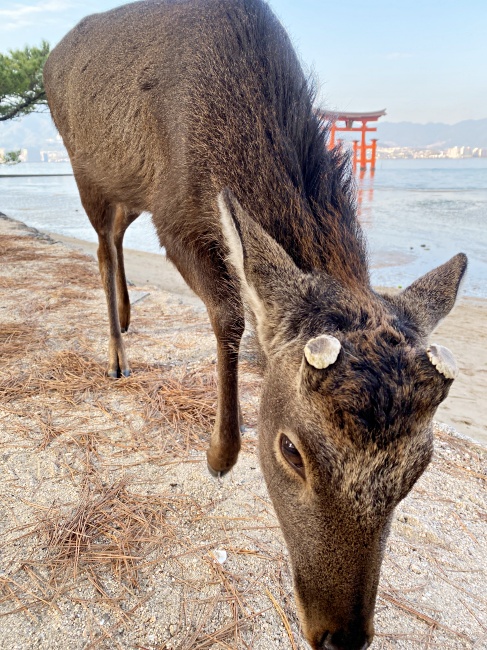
280 434 305 478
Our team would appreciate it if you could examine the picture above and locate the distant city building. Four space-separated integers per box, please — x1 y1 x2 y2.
377 147 445 160
377 146 487 160
40 133 69 162
447 146 473 158
473 148 487 158
40 150 70 162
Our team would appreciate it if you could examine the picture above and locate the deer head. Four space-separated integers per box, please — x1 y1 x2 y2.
218 188 466 650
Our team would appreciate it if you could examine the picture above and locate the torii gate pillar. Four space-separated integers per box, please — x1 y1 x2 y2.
319 110 386 171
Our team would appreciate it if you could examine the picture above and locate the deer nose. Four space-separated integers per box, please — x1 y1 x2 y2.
319 631 369 650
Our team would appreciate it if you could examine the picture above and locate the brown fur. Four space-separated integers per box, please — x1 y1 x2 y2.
44 2 467 648
220 189 465 649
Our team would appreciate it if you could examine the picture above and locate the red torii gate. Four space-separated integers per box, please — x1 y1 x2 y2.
318 109 386 171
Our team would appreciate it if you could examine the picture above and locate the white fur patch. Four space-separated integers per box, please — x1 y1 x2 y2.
217 192 245 278
217 191 267 345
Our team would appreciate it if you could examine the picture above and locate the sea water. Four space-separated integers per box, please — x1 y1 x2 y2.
1 159 486 297
0 163 160 254
360 159 487 297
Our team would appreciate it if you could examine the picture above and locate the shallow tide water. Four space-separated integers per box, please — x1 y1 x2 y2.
1 158 486 297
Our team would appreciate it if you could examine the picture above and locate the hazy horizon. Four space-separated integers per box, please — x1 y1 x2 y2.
1 0 486 124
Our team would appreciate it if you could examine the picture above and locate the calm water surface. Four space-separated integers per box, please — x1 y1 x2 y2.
1 159 486 297
358 159 487 296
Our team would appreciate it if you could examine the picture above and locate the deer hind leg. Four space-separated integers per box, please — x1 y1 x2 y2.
96 216 131 378
76 183 130 378
113 206 140 333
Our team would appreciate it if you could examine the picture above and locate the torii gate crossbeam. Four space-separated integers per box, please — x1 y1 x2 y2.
318 110 386 171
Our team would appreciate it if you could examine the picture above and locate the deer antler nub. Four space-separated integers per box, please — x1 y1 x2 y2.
304 335 341 370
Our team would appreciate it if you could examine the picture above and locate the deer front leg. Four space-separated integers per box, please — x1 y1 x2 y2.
155 217 245 476
206 305 244 476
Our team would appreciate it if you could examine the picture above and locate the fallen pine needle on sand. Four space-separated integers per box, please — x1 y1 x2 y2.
0 213 486 649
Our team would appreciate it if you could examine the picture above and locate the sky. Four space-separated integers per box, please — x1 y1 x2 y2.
0 0 486 124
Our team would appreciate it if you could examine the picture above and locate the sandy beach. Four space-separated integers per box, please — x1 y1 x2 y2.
0 213 486 649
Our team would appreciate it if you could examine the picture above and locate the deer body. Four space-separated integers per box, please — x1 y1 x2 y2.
44 2 467 648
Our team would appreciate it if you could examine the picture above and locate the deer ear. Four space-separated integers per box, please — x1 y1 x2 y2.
394 254 467 335
218 188 305 354
217 188 263 323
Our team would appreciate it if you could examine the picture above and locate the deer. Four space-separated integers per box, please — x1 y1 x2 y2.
43 1 467 648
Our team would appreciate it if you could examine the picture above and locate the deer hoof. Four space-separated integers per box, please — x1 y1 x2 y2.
107 366 130 378
207 460 229 479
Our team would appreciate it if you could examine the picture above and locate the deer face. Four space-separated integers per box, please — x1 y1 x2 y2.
218 189 466 650
258 343 438 649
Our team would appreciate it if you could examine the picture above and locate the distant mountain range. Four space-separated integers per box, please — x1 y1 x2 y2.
376 119 487 149
1 113 487 160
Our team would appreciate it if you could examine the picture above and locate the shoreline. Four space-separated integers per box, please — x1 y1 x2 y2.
49 233 487 445
3 214 486 446
47 230 487 448
2 160 486 299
